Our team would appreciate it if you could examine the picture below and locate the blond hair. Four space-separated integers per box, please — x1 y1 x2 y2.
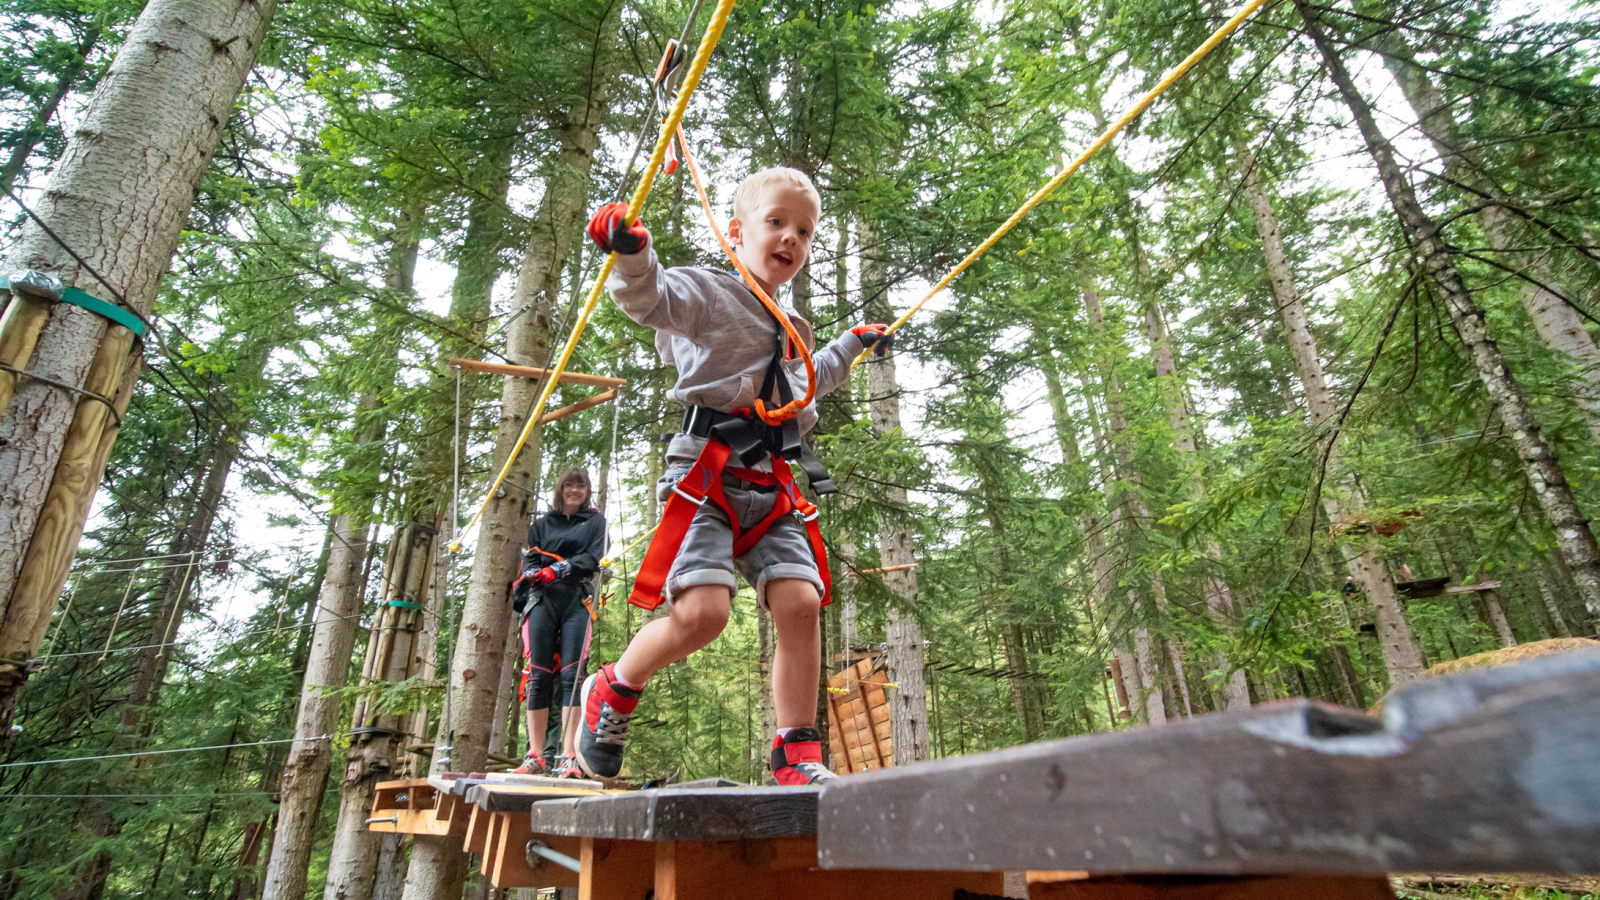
732 166 821 224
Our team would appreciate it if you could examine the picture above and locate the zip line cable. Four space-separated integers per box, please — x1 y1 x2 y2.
849 0 1272 366
0 734 336 770
451 0 740 553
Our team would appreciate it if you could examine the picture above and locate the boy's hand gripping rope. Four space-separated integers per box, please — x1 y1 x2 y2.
451 0 740 553
849 0 1271 367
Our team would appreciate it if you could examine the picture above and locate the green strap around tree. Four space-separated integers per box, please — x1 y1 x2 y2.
0 274 147 338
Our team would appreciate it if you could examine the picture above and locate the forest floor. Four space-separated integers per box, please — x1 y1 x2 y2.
1393 874 1600 899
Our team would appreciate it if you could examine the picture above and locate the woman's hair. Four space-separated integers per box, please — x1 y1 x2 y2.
551 468 592 513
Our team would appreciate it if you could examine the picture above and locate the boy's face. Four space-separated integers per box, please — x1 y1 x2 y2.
728 183 819 294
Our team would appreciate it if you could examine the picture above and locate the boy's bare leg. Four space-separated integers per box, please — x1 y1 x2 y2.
527 707 547 757
613 584 732 684
767 577 822 728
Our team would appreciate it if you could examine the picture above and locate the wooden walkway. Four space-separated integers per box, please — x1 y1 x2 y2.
369 646 1600 898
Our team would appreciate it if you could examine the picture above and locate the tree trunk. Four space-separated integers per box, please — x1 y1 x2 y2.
262 404 388 900
1083 287 1167 724
401 22 618 896
0 0 279 743
1535 564 1575 638
1235 137 1427 686
323 523 434 900
1480 588 1517 647
1299 0 1600 623
858 217 931 761
0 24 101 197
1364 14 1600 446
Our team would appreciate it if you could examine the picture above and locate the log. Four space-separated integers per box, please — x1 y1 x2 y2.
817 649 1600 875
448 357 625 389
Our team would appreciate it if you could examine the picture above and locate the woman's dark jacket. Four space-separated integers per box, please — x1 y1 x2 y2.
515 506 606 613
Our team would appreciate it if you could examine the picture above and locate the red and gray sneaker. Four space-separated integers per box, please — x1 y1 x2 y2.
769 727 836 785
574 663 642 779
511 752 546 775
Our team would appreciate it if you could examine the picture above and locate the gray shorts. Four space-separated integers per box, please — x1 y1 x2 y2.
657 461 823 609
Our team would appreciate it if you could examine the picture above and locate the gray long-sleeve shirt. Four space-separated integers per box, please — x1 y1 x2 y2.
607 245 865 464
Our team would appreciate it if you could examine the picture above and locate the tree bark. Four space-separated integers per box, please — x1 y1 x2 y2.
1299 0 1600 623
858 217 931 761
401 19 618 896
0 0 279 748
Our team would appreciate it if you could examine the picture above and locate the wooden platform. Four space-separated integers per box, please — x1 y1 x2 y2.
367 649 1600 898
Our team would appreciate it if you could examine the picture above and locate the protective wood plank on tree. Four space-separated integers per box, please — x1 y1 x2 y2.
528 786 820 841
817 650 1600 875
1027 874 1396 899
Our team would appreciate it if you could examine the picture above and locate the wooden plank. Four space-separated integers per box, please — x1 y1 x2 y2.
529 786 819 841
464 805 492 855
655 838 1002 900
365 807 455 837
818 649 1600 875
464 782 605 812
580 838 655 900
539 388 619 426
488 812 580 889
449 357 626 388
1443 581 1502 594
1029 874 1396 899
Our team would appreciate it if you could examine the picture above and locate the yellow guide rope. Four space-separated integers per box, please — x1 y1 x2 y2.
851 0 1270 366
452 0 740 552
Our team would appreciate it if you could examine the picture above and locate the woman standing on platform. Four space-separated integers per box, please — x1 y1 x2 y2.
512 468 606 775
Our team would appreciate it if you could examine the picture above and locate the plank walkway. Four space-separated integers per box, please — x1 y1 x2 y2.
368 646 1600 898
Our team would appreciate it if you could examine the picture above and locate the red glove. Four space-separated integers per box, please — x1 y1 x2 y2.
586 201 650 255
851 323 893 356
534 567 558 585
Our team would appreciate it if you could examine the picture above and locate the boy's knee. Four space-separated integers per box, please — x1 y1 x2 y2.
671 587 732 640
765 578 822 623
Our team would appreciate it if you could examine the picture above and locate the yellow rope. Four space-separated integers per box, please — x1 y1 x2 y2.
452 0 740 552
851 0 1270 366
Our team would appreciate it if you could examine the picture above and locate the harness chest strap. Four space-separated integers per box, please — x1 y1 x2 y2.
628 438 831 610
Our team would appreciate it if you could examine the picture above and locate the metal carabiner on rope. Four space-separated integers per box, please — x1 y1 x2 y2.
654 40 689 174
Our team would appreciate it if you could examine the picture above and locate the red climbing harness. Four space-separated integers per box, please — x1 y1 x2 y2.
628 429 831 611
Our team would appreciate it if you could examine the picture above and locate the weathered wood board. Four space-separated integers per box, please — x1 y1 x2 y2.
817 649 1600 875
529 785 819 842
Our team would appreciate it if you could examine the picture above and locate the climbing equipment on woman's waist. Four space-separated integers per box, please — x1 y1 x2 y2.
628 418 833 612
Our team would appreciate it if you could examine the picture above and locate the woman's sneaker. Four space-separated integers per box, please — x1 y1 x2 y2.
574 663 641 779
769 728 836 785
511 752 546 775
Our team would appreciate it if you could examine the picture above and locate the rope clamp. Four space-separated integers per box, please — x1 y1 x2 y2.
654 40 689 174
1 270 148 338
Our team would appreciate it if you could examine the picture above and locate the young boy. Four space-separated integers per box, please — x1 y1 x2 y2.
572 166 891 785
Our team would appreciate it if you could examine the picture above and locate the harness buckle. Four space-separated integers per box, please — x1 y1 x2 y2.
672 484 708 507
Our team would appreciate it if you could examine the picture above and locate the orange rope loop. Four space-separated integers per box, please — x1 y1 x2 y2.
675 125 817 424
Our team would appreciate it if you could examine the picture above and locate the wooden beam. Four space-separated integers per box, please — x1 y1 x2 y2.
539 388 618 426
449 357 625 388
856 563 918 576
817 649 1600 875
